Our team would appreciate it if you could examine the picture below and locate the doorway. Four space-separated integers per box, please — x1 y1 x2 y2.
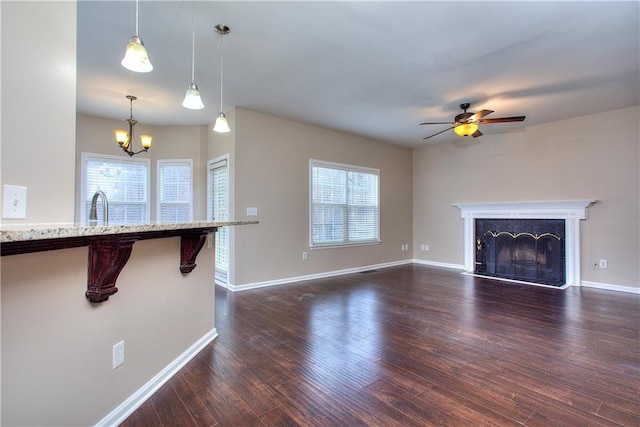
208 156 229 284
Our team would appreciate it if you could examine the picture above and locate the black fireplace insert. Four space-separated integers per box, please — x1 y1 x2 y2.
475 219 565 286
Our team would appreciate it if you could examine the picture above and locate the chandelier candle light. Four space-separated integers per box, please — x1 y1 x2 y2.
114 95 152 157
182 0 204 109
121 0 153 73
213 24 231 133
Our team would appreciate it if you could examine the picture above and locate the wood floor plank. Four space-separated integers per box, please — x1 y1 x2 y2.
149 381 198 426
118 401 161 427
120 265 639 426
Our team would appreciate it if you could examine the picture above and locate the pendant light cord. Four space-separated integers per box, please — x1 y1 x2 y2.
135 0 139 36
190 0 195 82
219 35 224 111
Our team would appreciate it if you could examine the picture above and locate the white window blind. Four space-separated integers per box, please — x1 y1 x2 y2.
158 160 193 223
82 153 150 225
208 159 229 279
310 159 380 248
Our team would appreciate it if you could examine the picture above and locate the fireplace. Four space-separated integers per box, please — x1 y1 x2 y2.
454 200 595 288
475 218 565 286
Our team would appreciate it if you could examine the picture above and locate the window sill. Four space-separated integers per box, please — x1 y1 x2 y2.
310 240 381 250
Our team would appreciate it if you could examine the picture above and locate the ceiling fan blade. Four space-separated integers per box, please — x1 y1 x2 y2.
423 127 454 140
420 121 454 125
471 129 483 138
478 116 526 124
469 109 494 122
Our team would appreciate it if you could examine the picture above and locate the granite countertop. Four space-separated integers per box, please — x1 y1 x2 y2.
1 221 258 243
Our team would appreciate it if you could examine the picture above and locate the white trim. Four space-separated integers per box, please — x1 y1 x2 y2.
226 260 413 292
581 280 640 294
95 328 218 427
453 199 596 287
223 261 637 295
412 259 465 270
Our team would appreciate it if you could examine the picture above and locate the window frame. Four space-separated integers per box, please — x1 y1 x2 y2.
157 159 194 223
80 152 151 226
309 159 381 249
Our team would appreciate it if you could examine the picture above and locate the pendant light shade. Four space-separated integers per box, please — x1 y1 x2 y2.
213 112 230 133
182 82 204 109
213 24 231 133
121 0 153 73
182 0 204 109
121 35 153 72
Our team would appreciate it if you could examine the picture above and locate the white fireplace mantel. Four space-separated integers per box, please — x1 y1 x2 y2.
453 200 596 287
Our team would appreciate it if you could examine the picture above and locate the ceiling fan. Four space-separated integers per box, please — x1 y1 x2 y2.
420 103 525 140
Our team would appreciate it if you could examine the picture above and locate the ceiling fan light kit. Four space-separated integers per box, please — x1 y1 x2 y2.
453 122 478 137
421 102 525 141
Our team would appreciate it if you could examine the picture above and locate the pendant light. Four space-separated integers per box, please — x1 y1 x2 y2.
114 95 152 157
182 0 204 109
213 24 231 133
121 0 153 73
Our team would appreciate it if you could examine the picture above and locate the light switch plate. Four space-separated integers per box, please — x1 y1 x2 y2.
3 185 27 219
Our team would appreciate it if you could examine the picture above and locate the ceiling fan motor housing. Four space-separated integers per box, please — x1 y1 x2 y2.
455 112 474 124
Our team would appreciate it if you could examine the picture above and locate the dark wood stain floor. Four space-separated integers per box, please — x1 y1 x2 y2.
121 264 639 426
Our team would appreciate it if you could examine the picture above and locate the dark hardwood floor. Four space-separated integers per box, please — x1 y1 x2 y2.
121 264 639 426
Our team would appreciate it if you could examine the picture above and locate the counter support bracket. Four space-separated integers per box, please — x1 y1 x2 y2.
180 231 210 273
86 235 138 303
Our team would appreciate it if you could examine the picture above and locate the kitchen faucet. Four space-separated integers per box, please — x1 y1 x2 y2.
89 190 109 226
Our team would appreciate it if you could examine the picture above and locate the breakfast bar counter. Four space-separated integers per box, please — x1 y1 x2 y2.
1 221 257 302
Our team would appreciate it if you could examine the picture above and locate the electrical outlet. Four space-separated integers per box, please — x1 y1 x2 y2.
598 259 608 269
424 244 429 251
302 251 308 260
246 207 258 216
207 233 213 248
112 341 125 370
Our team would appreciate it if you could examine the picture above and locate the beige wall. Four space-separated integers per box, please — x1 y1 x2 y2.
1 239 215 426
76 113 209 221
231 108 413 286
1 3 216 425
1 1 76 226
413 106 640 290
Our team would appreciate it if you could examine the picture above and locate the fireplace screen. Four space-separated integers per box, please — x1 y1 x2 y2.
475 219 565 286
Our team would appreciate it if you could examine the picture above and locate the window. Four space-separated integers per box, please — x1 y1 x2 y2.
310 159 380 248
158 160 193 223
208 157 229 282
81 153 150 225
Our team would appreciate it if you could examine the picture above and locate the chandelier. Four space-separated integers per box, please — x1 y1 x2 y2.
114 95 152 157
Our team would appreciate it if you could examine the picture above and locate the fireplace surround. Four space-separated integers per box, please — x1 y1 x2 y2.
454 200 595 288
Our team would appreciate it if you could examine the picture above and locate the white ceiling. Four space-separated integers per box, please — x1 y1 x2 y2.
77 1 640 148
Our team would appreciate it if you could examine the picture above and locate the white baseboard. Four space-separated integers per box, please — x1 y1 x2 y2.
581 280 640 294
95 328 219 427
412 259 465 270
227 259 413 292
